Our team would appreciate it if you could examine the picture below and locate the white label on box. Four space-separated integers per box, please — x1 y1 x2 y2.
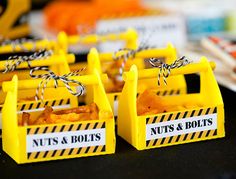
27 128 106 153
96 15 186 52
146 113 217 141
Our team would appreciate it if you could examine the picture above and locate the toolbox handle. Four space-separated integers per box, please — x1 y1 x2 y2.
0 53 75 70
0 39 56 54
98 43 176 62
2 74 108 92
123 58 216 81
68 28 137 45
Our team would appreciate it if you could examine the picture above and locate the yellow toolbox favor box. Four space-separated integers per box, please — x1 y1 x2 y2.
87 44 186 119
117 58 225 150
1 69 115 163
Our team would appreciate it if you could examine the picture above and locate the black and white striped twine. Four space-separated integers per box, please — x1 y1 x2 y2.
149 56 191 85
0 37 49 52
3 49 53 73
113 43 155 75
29 67 85 102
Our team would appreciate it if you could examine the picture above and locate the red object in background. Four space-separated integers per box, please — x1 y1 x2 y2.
208 36 236 60
44 0 147 35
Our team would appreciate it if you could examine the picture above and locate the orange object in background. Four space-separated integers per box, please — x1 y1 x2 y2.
44 0 147 35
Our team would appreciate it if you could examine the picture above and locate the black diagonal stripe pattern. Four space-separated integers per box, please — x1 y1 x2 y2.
36 102 41 109
60 125 65 132
190 110 195 117
60 149 66 156
68 148 74 155
44 101 48 106
34 127 40 134
28 144 108 160
160 138 166 145
101 145 106 152
213 107 217 113
93 122 98 129
85 123 90 130
101 122 106 129
52 126 57 133
27 153 31 159
76 148 82 155
169 90 174 95
175 112 181 120
20 104 26 111
175 135 181 142
153 116 158 123
183 111 188 118
153 139 159 146
163 91 167 96
68 124 73 131
51 100 56 107
93 146 99 153
59 99 63 106
28 122 105 135
147 129 219 148
159 115 165 123
213 130 217 136
18 98 71 111
168 136 173 143
51 150 57 157
205 130 211 138
35 152 40 159
77 124 82 131
43 151 49 158
205 108 210 115
198 131 204 138
27 128 30 135
191 132 196 140
85 147 90 153
198 109 203 116
28 103 33 110
183 134 188 141
43 127 48 134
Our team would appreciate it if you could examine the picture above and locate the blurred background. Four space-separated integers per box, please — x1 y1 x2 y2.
1 0 236 91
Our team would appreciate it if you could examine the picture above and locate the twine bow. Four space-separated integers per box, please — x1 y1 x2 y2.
3 49 53 73
113 44 154 75
149 56 191 85
29 67 85 102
